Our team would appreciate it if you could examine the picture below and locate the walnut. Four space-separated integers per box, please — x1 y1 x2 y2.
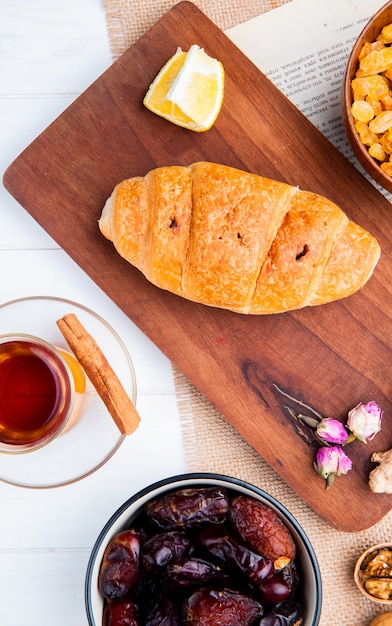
370 611 392 625
364 549 392 577
355 544 392 605
364 577 392 601
369 448 392 494
369 611 392 626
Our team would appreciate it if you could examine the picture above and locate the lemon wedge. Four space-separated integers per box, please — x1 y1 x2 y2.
143 44 224 132
59 349 86 394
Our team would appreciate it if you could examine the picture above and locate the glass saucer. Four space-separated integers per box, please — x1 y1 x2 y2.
0 296 137 488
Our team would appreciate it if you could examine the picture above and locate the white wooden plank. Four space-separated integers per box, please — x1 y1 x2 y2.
0 2 188 625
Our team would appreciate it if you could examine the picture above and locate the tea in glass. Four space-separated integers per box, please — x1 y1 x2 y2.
0 335 75 453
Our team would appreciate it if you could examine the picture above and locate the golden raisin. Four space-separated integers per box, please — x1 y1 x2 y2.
355 120 378 146
351 100 375 122
368 143 386 161
359 47 392 76
352 76 371 98
369 75 389 99
378 23 392 44
381 160 392 176
359 40 384 60
381 93 392 110
382 131 392 153
366 97 383 116
369 110 392 133
352 75 389 99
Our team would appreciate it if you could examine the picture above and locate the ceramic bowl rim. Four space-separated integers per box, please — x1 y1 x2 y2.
85 472 322 626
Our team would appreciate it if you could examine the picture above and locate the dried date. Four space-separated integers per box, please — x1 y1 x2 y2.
256 599 304 625
145 595 182 626
146 487 229 529
256 561 298 606
279 562 298 595
183 587 264 625
198 524 274 589
141 531 192 573
229 496 296 563
166 557 229 591
99 530 141 601
103 599 139 626
257 573 291 606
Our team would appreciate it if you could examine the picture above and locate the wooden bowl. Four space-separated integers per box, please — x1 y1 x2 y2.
343 0 392 193
354 543 392 604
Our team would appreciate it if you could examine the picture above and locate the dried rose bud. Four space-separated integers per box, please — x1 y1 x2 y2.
316 418 348 445
347 401 383 443
314 446 352 488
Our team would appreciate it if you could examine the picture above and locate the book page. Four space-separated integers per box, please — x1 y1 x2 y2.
226 0 391 201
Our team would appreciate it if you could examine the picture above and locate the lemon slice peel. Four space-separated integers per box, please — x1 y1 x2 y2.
143 44 224 132
59 349 87 394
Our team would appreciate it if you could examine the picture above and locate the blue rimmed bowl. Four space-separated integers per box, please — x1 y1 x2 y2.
85 472 322 625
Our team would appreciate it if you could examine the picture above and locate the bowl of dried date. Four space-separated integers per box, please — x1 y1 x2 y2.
343 0 392 193
354 543 392 604
85 473 322 626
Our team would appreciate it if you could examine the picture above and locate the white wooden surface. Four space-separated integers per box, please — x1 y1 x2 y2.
0 1 187 624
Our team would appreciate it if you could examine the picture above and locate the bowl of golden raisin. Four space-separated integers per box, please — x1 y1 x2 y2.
344 0 392 192
85 473 322 625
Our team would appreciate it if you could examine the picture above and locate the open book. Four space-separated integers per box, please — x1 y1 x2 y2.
227 0 391 202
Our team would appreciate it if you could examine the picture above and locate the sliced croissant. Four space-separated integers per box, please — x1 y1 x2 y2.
99 162 380 314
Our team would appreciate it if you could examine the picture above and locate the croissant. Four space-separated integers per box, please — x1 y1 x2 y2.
99 161 380 314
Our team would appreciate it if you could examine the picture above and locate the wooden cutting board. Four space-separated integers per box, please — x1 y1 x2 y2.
3 1 392 531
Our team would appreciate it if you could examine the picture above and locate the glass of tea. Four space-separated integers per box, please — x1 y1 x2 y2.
0 334 78 453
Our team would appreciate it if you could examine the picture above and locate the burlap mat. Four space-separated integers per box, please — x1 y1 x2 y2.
104 0 292 58
103 2 392 624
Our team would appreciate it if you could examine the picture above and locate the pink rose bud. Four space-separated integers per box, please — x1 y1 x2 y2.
314 446 352 488
316 418 348 445
347 401 383 443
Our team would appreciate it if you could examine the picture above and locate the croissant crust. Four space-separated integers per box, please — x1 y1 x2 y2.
99 162 380 314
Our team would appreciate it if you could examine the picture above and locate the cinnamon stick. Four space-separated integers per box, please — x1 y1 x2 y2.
56 313 140 435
